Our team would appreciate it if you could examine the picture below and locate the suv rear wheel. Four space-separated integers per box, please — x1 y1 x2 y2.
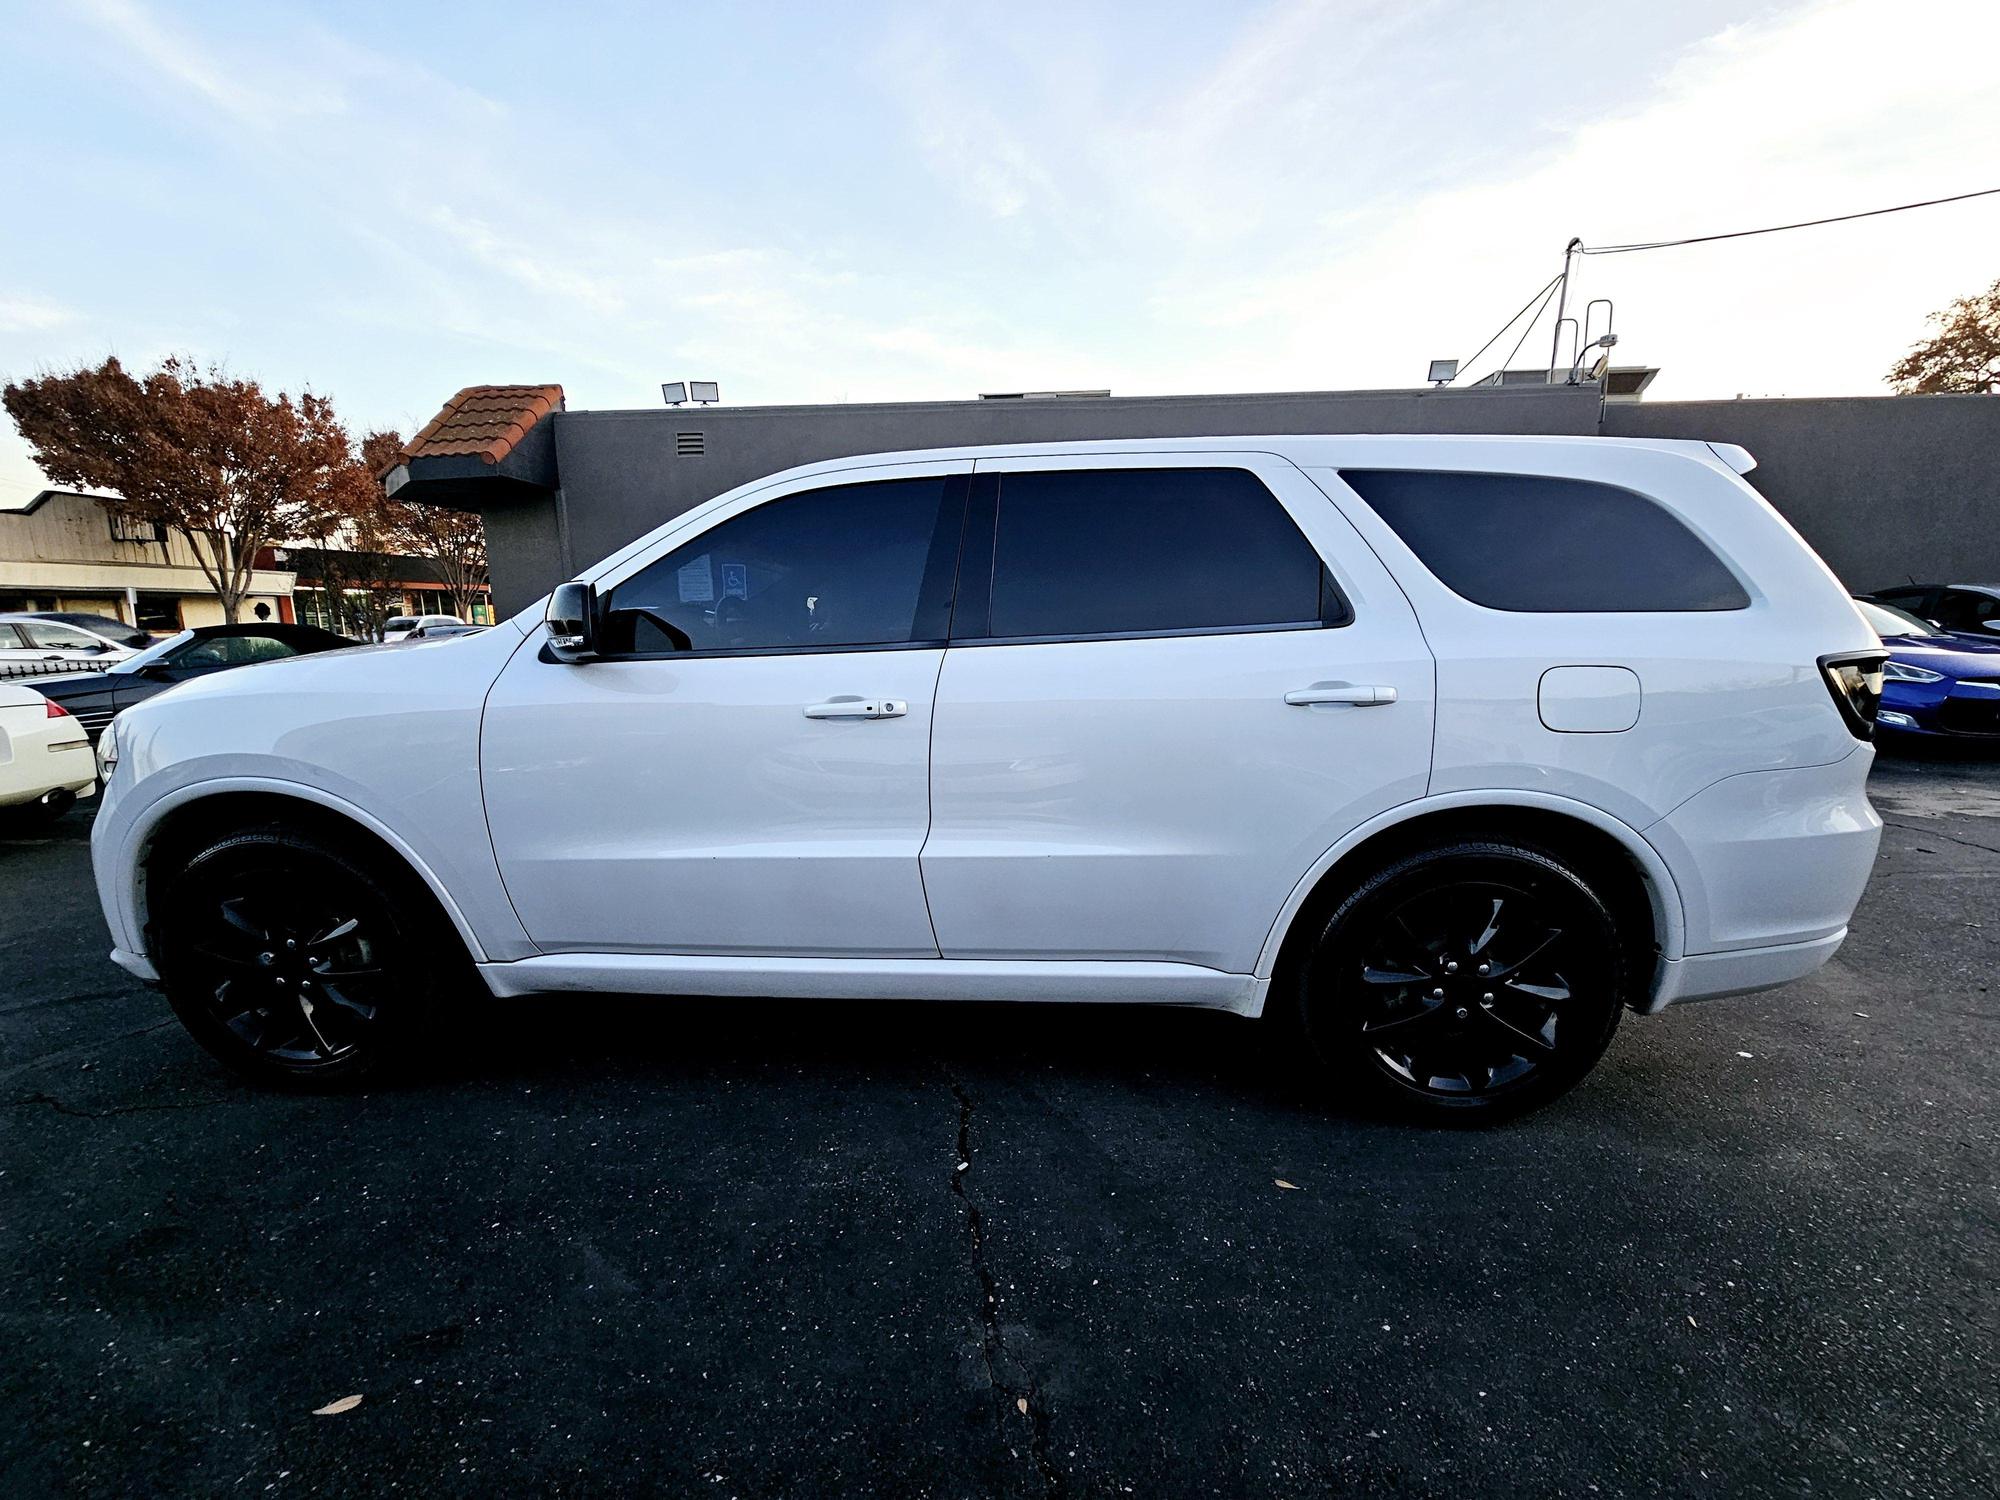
1290 840 1627 1122
154 826 450 1087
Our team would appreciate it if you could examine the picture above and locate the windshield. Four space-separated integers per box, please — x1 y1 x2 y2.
1857 599 1940 638
384 617 417 631
108 628 195 674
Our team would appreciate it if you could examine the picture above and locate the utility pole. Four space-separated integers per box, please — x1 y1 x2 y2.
1547 236 1582 382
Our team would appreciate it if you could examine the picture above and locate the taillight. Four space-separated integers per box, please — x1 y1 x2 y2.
45 699 71 719
1818 651 1887 740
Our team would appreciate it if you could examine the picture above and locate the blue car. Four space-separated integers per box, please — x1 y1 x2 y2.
1854 598 2000 742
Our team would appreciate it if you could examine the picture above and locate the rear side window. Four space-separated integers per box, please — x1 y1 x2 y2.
1340 469 1750 612
981 468 1339 640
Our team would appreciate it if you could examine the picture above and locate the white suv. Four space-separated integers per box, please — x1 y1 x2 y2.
90 437 1886 1119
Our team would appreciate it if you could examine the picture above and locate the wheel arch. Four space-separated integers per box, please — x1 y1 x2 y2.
1257 793 1684 1004
127 780 491 966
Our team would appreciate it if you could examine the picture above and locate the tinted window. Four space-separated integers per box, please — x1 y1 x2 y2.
1872 588 1931 610
1341 470 1750 612
606 477 961 654
1936 590 2000 630
175 633 303 669
982 468 1333 640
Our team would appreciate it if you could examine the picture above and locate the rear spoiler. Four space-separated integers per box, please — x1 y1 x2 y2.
1705 442 1757 476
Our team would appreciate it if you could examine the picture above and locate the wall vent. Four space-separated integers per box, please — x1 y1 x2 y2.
675 431 706 457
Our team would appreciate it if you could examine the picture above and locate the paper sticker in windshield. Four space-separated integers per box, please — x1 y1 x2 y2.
720 562 748 599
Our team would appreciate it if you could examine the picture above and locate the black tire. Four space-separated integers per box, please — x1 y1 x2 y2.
154 826 453 1088
1288 840 1627 1122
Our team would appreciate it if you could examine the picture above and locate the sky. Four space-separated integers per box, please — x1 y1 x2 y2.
2 0 1996 503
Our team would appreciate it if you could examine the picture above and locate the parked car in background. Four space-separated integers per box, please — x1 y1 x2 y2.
93 436 1888 1121
19 612 153 650
0 613 140 676
1854 597 2000 741
33 622 355 744
1862 583 2000 640
382 614 462 642
407 621 486 640
0 684 96 827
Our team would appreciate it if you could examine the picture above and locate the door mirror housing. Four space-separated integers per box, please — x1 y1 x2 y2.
1982 619 2000 635
545 582 600 663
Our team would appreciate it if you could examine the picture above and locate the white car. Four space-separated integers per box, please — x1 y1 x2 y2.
0 684 97 827
0 614 139 674
382 613 463 643
90 436 1886 1118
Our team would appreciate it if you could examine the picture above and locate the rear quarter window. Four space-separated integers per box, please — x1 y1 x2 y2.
1339 469 1750 612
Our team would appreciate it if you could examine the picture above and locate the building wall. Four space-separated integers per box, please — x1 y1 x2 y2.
0 491 294 628
474 386 1996 613
1600 394 2000 590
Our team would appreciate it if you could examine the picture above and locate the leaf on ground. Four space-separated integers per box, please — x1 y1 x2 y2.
313 1394 363 1416
1016 1397 1029 1415
1274 1179 1299 1191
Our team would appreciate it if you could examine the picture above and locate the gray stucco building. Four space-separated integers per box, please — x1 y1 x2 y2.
385 382 1997 615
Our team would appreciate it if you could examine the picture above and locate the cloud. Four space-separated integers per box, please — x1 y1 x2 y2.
0 296 76 334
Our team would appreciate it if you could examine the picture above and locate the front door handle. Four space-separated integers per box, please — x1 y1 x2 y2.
1285 683 1398 707
803 696 909 720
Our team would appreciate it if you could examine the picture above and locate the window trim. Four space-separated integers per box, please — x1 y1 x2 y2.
107 511 163 546
948 466 1352 647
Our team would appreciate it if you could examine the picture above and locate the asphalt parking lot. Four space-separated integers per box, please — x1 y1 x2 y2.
2 755 1995 1498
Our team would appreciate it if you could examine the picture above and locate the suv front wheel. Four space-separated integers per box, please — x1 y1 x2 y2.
1291 840 1628 1122
154 826 449 1087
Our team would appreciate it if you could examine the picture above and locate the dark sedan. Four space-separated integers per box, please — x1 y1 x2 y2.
1855 598 2000 742
33 622 356 743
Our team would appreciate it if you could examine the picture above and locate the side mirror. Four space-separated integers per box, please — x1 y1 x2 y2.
1982 620 2000 635
85 641 111 654
545 581 600 663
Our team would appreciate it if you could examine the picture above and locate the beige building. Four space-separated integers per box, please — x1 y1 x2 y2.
0 489 295 633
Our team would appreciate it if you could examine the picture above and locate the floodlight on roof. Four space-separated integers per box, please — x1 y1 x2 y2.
661 382 688 406
1426 359 1458 387
690 381 720 404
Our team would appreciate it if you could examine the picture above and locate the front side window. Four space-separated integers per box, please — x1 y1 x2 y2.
1340 469 1751 613
605 477 962 655
977 468 1337 640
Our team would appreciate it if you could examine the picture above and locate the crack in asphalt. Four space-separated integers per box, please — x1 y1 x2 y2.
11 1089 231 1120
1883 820 2000 858
0 986 142 1019
947 1076 1063 1499
0 1018 179 1086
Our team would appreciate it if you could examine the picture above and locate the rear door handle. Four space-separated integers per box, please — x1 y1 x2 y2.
1285 683 1398 707
803 696 908 720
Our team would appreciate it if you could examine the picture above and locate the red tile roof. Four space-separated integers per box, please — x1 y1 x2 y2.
395 384 564 471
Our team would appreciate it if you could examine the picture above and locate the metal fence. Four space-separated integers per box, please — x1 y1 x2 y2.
0 659 113 682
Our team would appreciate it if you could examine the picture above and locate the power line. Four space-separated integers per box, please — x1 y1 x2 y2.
1579 185 2000 255
1491 277 1564 380
1449 273 1562 385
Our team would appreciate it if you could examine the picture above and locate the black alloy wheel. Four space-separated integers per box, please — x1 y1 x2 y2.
157 828 444 1085
1294 841 1627 1121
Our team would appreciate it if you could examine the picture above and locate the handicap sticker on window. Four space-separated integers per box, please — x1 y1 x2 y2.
677 555 713 603
720 562 748 599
